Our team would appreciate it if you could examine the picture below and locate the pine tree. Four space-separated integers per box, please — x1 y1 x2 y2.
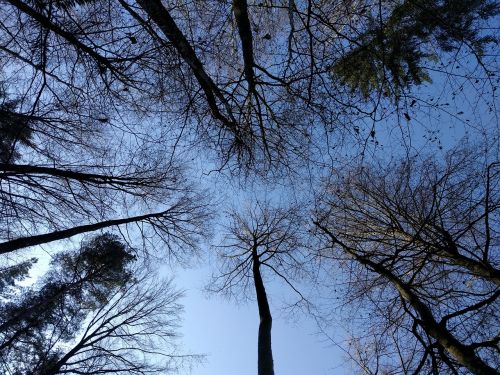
0 233 135 373
333 0 498 98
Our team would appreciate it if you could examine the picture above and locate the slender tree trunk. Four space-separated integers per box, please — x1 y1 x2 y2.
438 248 500 286
41 336 87 375
0 164 158 188
0 210 169 254
232 0 256 91
6 0 117 72
252 247 274 375
135 0 236 129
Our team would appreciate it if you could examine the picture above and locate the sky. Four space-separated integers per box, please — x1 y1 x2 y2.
173 266 351 375
166 50 500 375
13 240 351 375
9 67 497 375
1 3 498 375
167 167 354 374
12 75 497 375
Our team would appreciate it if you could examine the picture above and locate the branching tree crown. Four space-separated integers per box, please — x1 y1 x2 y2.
0 233 191 375
210 202 312 375
314 144 499 374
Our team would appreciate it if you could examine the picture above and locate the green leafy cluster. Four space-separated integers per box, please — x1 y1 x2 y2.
0 259 37 295
333 0 499 99
56 233 136 301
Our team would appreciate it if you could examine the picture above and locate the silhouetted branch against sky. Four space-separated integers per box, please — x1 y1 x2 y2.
209 201 312 375
313 143 499 373
0 1 498 374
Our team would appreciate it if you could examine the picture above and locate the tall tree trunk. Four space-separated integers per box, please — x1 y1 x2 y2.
135 0 237 130
252 247 274 375
315 222 497 375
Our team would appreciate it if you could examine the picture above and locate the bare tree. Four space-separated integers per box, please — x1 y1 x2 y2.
209 202 311 375
0 2 212 261
314 144 499 374
0 2 498 373
0 89 211 263
33 278 192 375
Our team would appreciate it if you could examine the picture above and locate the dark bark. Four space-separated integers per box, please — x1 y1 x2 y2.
40 319 113 375
252 246 274 375
5 0 123 76
0 164 158 188
0 210 169 254
232 0 256 92
135 0 238 133
0 326 29 352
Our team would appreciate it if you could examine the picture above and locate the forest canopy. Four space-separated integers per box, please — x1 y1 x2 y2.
0 1 498 374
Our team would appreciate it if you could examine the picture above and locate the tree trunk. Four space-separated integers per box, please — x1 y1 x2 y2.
252 247 274 375
135 0 236 129
315 221 497 375
0 210 170 254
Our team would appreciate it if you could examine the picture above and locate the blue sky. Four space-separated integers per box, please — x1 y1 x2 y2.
1 3 497 374
174 266 351 375
16 242 351 375
168 55 499 375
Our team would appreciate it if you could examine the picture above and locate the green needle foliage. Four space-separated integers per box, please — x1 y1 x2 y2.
0 233 135 373
0 259 37 295
333 0 499 99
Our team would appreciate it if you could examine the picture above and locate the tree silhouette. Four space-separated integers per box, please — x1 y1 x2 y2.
3 0 495 172
0 1 498 374
0 233 191 374
314 144 499 374
210 202 310 375
332 0 498 99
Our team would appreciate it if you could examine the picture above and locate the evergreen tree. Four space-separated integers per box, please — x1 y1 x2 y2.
0 89 33 163
0 258 37 295
0 233 135 373
333 0 498 98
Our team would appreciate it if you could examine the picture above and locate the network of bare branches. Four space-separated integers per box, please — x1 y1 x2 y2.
37 277 195 375
209 202 313 375
209 202 312 303
0 1 498 374
2 0 496 175
314 143 499 374
0 233 201 375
